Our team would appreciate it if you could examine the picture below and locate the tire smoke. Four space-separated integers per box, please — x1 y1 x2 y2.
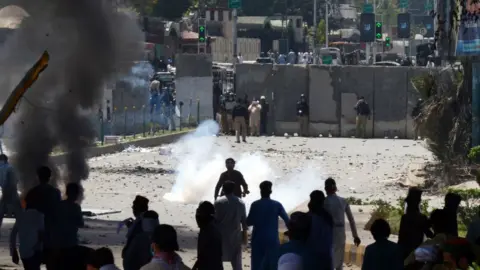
164 120 327 212
0 1 143 192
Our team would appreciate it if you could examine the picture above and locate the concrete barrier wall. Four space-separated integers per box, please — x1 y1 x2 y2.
235 64 432 138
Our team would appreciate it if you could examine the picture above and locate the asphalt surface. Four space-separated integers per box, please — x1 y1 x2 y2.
0 135 433 269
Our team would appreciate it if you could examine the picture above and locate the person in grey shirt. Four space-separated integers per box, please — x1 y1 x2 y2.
214 181 248 270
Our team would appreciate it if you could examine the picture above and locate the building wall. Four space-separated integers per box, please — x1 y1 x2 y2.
211 37 261 62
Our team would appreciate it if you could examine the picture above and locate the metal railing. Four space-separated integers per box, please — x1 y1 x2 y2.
94 99 201 145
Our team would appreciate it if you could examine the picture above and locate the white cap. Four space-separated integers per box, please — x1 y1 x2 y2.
277 253 302 270
260 96 266 99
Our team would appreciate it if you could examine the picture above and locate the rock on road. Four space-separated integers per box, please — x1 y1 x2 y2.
0 136 433 269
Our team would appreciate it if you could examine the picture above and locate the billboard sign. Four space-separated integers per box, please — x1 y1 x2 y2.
457 1 480 55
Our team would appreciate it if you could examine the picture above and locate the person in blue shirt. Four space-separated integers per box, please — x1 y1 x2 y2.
260 211 314 270
307 190 333 270
247 181 289 270
362 219 403 270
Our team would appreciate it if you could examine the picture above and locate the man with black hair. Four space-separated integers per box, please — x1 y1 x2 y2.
10 189 44 270
296 94 309 137
214 158 249 200
307 190 333 270
247 181 289 270
354 96 371 138
362 219 403 270
54 183 85 270
0 153 20 228
88 247 120 270
444 192 462 237
215 181 248 270
25 166 61 268
193 201 223 270
122 196 149 263
232 98 249 143
124 210 160 270
140 224 190 270
324 178 360 270
261 212 314 270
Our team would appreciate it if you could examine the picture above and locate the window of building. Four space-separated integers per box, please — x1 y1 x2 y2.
218 10 224 21
210 11 215 21
296 18 302 28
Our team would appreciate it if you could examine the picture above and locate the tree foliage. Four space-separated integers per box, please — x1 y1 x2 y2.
315 19 326 46
129 0 158 15
151 0 192 20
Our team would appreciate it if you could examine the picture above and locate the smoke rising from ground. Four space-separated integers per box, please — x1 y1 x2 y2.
164 120 327 212
0 0 143 191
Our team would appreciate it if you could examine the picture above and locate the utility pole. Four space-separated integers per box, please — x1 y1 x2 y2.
313 0 317 63
325 1 329 48
372 0 376 64
365 0 370 64
232 8 238 66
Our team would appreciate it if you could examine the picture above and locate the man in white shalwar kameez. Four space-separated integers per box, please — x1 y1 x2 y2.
323 178 361 270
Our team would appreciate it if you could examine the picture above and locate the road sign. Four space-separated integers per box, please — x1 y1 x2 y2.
322 55 332 65
397 13 411 38
363 3 373 13
228 0 241 9
360 13 375 42
399 0 408 9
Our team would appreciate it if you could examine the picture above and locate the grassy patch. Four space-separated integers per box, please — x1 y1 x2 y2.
364 194 470 236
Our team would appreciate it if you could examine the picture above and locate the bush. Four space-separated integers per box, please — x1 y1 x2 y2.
468 146 480 161
448 188 480 227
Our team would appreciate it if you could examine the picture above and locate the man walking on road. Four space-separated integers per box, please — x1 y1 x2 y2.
214 181 248 270
324 178 361 270
296 94 309 137
247 181 289 270
354 96 371 138
214 158 249 201
232 98 248 143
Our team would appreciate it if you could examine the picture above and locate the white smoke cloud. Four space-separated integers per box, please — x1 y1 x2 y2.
164 120 327 212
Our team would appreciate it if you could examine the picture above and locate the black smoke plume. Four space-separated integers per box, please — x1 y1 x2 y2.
0 0 143 193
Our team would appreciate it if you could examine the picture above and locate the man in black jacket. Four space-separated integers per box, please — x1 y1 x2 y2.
232 98 248 143
411 98 423 140
296 94 309 137
193 201 223 270
354 96 371 138
259 96 269 135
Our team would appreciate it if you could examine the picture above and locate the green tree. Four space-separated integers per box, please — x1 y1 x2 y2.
315 19 326 46
152 0 192 20
130 0 158 15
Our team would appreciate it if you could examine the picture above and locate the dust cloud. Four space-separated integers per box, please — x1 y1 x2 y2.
164 120 327 212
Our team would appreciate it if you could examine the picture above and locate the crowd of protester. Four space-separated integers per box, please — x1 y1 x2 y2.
4 154 480 270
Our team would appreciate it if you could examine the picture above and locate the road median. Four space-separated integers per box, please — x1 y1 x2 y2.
50 130 192 164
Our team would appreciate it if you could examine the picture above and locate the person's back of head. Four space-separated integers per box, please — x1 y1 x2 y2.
66 182 81 202
152 224 179 253
89 247 115 268
142 210 160 233
324 178 337 194
222 181 235 196
0 154 8 163
259 181 272 198
445 192 462 210
370 218 391 241
37 166 51 184
308 190 326 210
287 211 312 242
133 195 149 214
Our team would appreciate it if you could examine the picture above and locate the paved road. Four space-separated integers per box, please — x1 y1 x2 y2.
0 135 433 269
